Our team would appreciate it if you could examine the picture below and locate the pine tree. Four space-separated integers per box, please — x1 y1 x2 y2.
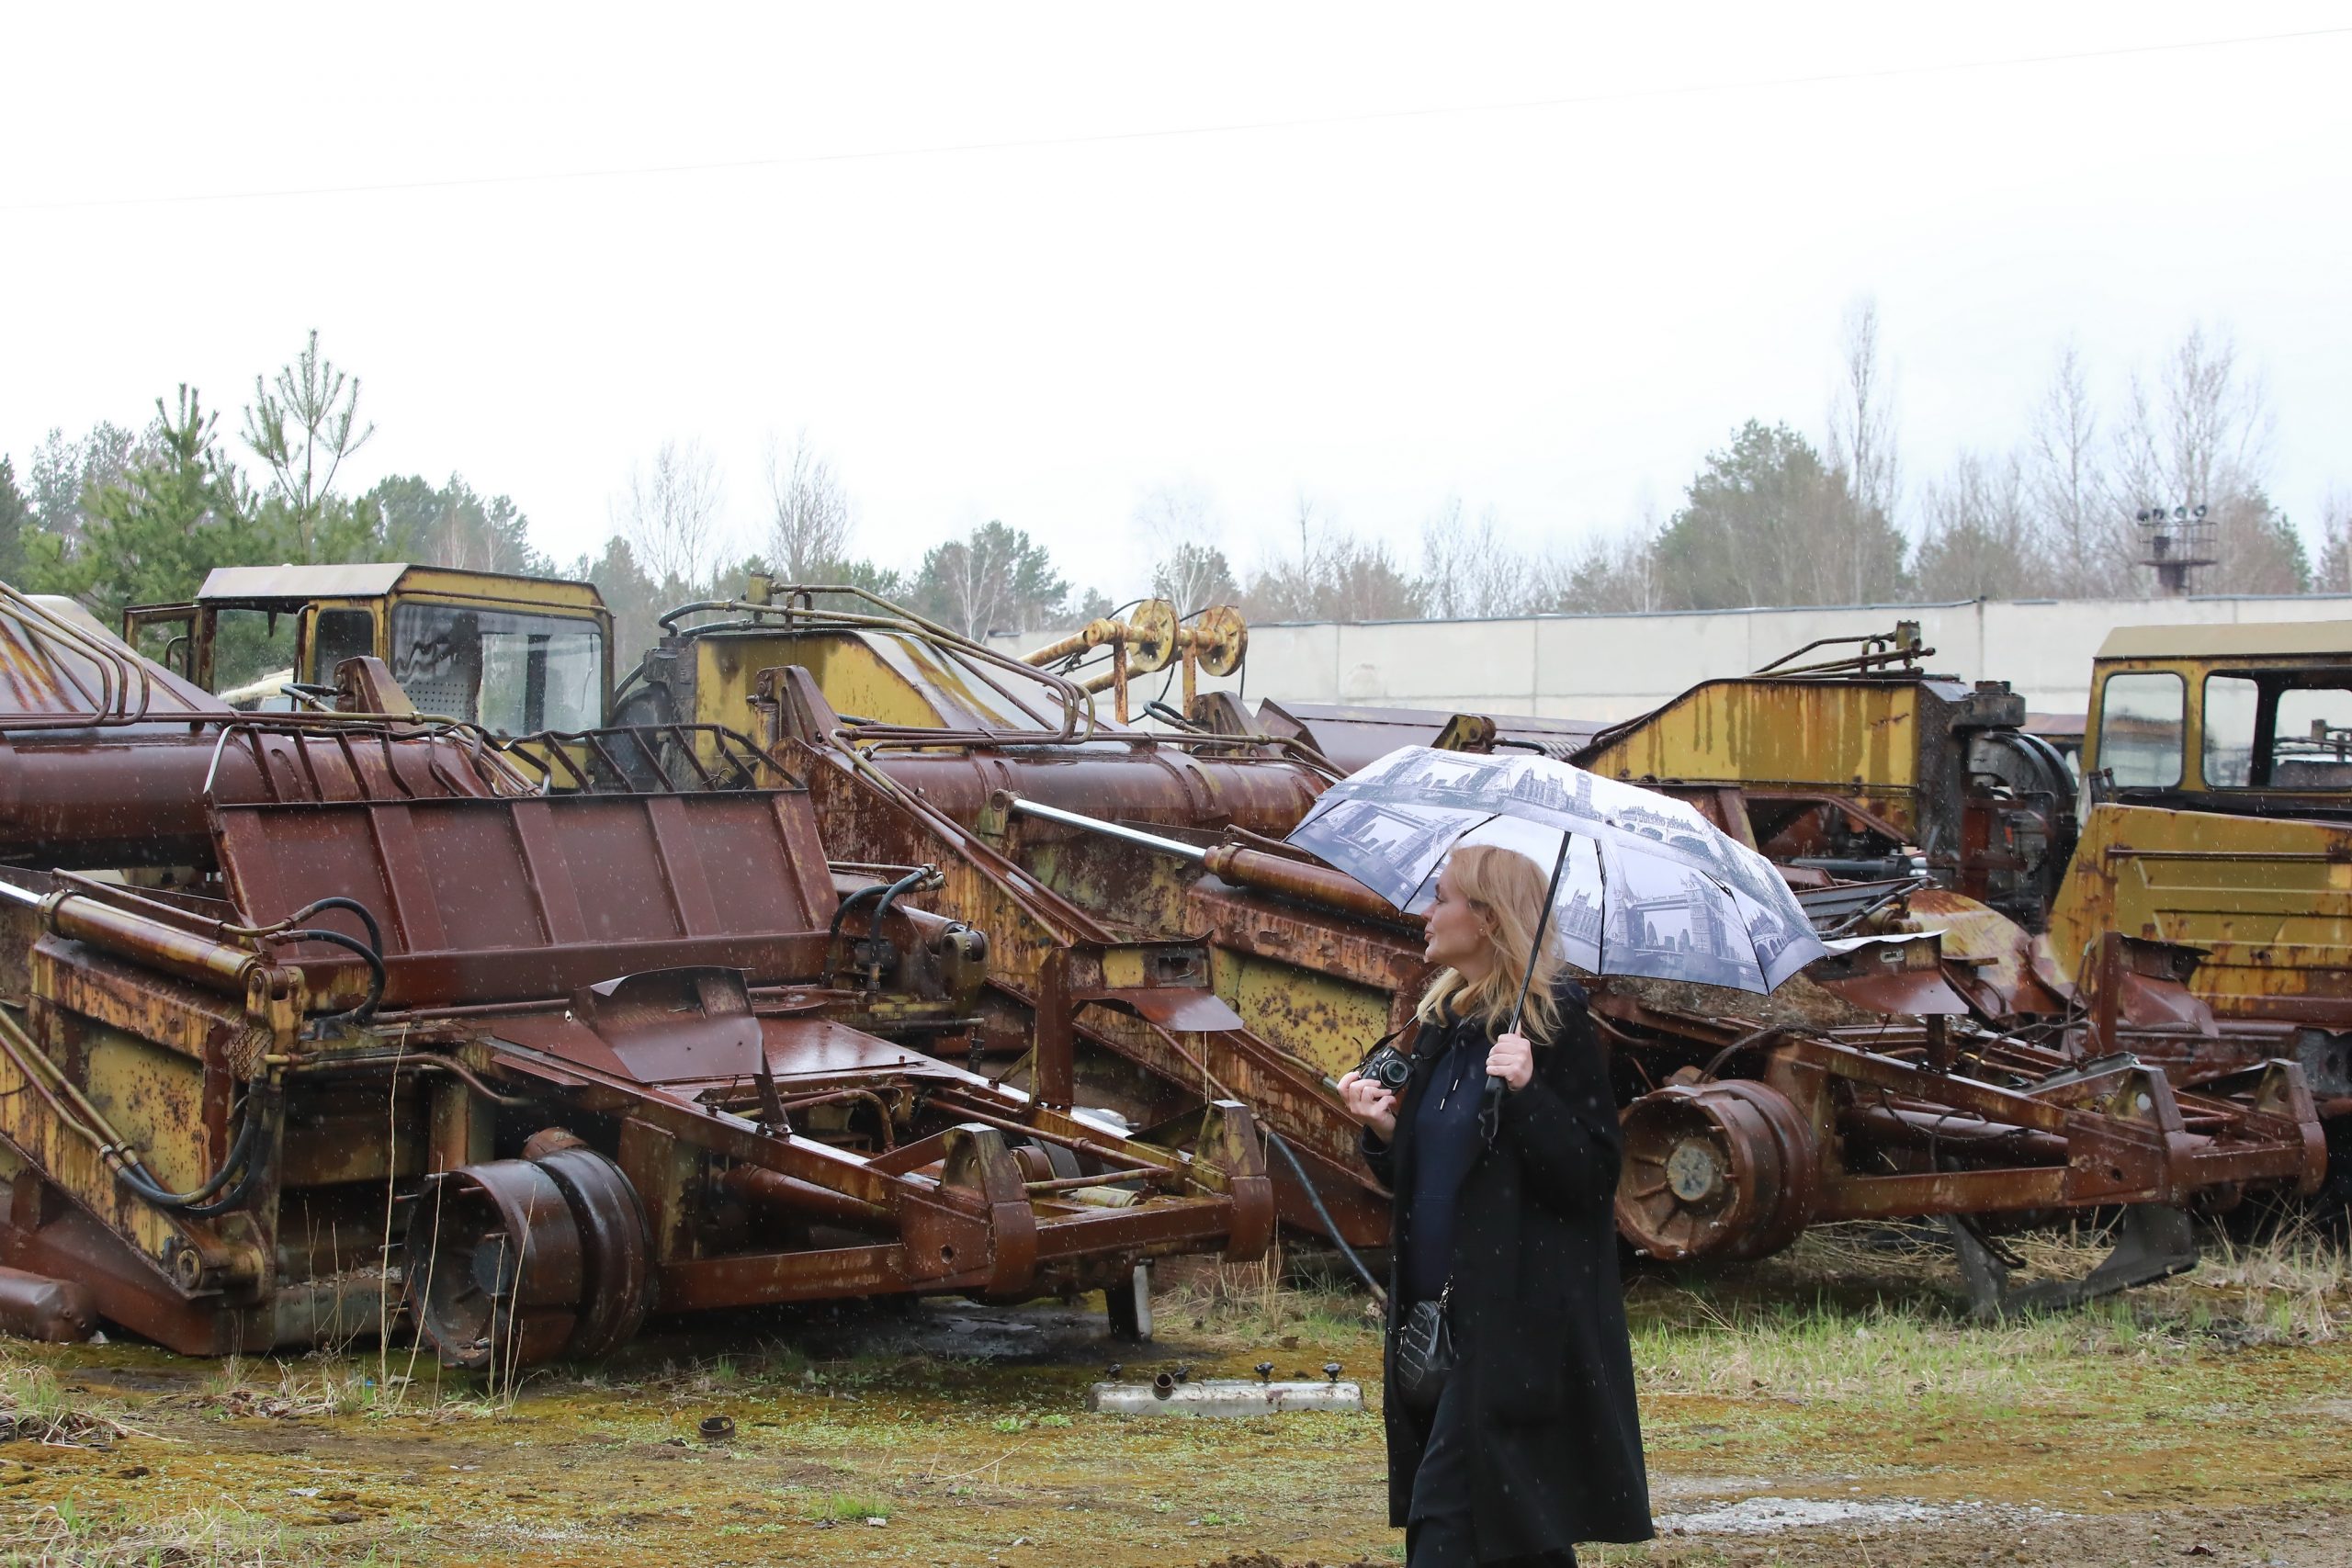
62 387 285 620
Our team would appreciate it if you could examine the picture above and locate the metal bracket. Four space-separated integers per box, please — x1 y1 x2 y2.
1940 1203 2198 1320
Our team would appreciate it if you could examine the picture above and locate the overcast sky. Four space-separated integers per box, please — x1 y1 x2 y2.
5 4 2347 601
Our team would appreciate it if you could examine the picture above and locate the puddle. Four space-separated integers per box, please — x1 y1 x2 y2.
799 1299 1118 1363
1660 1495 2004 1535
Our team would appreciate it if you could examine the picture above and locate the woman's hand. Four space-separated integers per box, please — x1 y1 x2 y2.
1337 1069 1398 1142
1487 1032 1534 1092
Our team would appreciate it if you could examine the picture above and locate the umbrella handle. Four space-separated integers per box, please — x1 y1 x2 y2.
1484 831 1575 1145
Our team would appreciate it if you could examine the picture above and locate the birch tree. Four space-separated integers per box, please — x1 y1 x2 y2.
763 430 854 581
612 438 728 590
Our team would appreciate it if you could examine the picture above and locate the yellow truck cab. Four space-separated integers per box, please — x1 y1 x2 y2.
2049 620 2352 1031
122 563 613 733
2083 621 2352 812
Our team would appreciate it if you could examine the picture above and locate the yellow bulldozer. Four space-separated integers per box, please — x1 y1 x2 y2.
2043 622 2352 1111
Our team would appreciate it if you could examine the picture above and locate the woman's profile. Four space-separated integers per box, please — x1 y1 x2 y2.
1337 842 1652 1566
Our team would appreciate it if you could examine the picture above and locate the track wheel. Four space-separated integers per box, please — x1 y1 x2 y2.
1616 1081 1817 1263
405 1148 654 1371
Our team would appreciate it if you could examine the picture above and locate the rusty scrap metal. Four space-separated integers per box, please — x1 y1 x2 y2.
0 593 1274 1364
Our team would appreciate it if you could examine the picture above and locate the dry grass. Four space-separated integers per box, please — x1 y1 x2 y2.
0 1362 131 1449
1628 1212 2352 1409
0 1501 345 1568
182 1351 515 1426
1155 1247 1379 1340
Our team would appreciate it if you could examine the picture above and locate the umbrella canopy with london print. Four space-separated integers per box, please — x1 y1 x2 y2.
1284 745 1826 994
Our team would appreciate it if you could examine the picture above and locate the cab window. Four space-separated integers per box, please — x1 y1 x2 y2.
2095 671 2185 788
311 608 377 682
2268 682 2352 789
212 608 301 707
2200 674 2259 788
2197 671 2352 790
390 604 603 734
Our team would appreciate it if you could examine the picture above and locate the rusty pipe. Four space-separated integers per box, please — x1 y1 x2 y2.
0 879 263 996
1199 844 1406 922
1001 795 1407 921
1023 618 1129 667
720 1161 896 1232
1837 1103 2069 1167
47 896 261 993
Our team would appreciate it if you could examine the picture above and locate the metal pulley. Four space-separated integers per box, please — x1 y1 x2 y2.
1186 605 1248 679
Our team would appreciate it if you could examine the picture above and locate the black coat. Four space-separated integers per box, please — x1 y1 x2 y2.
1361 987 1652 1559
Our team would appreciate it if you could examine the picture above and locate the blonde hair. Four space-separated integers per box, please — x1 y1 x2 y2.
1414 843 1566 1044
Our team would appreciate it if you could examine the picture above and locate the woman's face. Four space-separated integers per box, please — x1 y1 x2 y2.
1423 862 1491 974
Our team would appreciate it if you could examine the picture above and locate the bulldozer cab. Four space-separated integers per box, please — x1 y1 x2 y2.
122 563 613 732
2084 622 2352 818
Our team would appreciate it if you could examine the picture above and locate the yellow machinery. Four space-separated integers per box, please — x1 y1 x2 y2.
2045 622 2352 1047
1570 624 2079 931
122 563 612 733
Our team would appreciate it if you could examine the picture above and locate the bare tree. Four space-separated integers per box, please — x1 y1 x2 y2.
1417 496 1533 618
1134 482 1236 611
2108 326 2294 593
2318 486 2352 595
2023 344 2128 596
1239 496 1419 623
612 438 728 589
1826 295 1901 603
1150 542 1238 615
243 329 375 558
1915 450 2041 600
1540 520 1659 614
763 429 854 581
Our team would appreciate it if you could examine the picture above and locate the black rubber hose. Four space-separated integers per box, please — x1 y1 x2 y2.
862 866 936 989
284 928 386 1026
282 897 384 955
112 1073 285 1217
823 885 893 987
177 1145 273 1216
111 1098 265 1208
824 867 935 989
1263 1130 1386 1306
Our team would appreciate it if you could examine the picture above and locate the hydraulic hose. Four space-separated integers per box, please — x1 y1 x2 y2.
227 897 388 1029
0 1005 276 1215
279 928 386 1027
1263 1130 1387 1306
822 865 940 989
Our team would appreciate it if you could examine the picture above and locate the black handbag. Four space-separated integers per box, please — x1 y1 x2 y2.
1391 1281 1454 1413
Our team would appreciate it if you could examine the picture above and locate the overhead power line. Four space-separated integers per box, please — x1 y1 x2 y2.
6 23 2347 214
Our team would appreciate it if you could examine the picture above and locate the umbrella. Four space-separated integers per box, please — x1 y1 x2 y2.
1284 745 1826 997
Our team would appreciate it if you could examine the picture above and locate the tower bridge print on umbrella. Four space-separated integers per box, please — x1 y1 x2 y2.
1285 746 1825 994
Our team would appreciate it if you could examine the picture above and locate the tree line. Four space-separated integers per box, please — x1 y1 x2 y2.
0 333 1114 665
1146 303 2345 624
10 311 2346 676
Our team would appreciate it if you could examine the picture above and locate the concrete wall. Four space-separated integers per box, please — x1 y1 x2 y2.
997 595 2352 725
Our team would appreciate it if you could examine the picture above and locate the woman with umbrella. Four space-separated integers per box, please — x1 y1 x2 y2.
1338 840 1652 1566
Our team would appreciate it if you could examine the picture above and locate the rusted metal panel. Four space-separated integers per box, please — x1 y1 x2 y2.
2047 804 2352 1023
213 790 842 1006
1805 934 1973 1017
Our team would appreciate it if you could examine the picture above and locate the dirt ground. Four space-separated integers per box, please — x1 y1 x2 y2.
3 1226 2349 1568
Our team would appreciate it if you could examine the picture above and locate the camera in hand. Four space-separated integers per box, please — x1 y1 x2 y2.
1356 1040 1412 1091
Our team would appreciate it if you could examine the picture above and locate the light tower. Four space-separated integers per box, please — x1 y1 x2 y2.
2137 503 2215 596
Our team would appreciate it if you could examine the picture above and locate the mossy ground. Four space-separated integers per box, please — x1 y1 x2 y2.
2 1219 2348 1567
